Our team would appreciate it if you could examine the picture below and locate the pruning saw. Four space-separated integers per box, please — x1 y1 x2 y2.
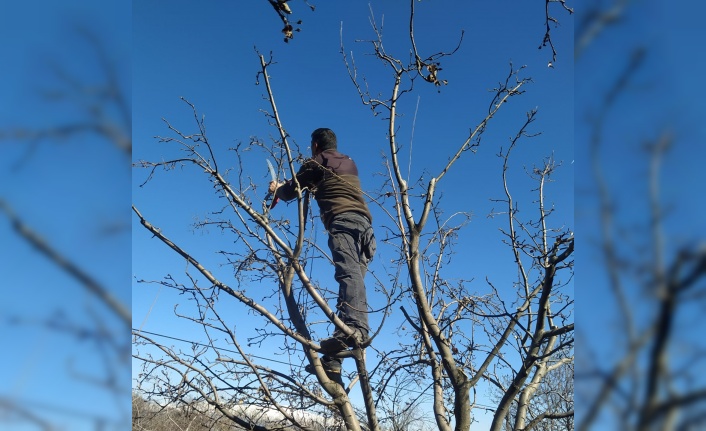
265 159 280 210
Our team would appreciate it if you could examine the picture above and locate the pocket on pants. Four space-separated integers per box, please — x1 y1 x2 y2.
362 227 376 261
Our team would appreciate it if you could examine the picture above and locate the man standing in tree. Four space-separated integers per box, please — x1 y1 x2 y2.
269 128 376 378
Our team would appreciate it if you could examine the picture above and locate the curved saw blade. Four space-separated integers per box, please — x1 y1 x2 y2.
266 159 276 182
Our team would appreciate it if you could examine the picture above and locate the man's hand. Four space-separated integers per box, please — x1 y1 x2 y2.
269 180 284 194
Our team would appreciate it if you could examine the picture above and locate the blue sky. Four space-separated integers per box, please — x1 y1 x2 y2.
132 0 573 427
1 1 131 429
574 0 706 428
575 2 706 344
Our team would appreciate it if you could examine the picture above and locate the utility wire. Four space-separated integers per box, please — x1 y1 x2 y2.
132 328 499 411
133 328 294 367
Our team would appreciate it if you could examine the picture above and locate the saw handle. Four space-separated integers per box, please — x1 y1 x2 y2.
269 195 279 209
267 180 283 210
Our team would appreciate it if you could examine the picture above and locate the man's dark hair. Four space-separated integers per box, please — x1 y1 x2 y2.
312 128 337 151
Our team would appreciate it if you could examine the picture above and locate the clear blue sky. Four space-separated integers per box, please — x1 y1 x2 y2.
132 0 573 426
132 1 573 426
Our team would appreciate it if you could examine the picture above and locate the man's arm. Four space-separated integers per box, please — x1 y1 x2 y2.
270 159 321 202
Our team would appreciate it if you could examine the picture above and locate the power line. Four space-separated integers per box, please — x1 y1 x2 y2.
133 328 294 367
132 328 499 411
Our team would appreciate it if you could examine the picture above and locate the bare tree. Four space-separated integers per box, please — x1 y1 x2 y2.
540 0 574 65
494 354 574 431
133 2 573 431
338 3 573 430
262 0 316 43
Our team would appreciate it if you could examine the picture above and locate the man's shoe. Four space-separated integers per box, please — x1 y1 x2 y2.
305 358 342 383
319 330 367 354
319 336 349 354
304 363 342 375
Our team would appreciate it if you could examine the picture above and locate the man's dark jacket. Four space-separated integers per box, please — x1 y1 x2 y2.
275 149 372 229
